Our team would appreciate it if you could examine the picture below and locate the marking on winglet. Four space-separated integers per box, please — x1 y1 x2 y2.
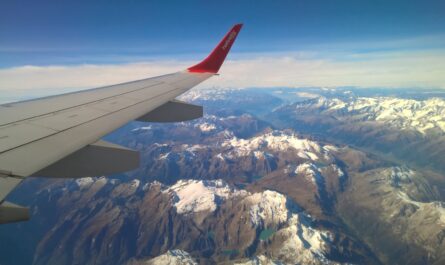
222 31 238 50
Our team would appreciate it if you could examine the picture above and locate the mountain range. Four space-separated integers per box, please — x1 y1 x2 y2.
1 87 445 265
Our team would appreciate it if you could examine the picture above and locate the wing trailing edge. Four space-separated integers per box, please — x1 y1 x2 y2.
0 201 29 224
0 176 23 203
33 140 139 178
137 100 202 122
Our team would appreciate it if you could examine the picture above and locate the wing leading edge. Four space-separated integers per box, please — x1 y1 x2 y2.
0 23 243 224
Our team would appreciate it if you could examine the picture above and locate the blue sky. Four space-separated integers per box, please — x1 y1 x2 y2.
1 0 444 66
1 0 445 91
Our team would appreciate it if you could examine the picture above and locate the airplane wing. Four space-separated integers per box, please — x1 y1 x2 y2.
0 23 243 224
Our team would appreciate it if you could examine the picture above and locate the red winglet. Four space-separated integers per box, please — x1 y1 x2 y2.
188 24 243 73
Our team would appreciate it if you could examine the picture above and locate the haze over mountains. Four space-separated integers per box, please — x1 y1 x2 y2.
2 87 445 265
271 90 445 175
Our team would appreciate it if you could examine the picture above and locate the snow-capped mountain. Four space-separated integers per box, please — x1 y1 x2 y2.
336 164 445 264
163 179 337 264
233 255 283 265
5 88 445 265
136 128 345 216
164 179 247 215
28 176 357 265
272 95 445 175
294 96 445 135
138 251 284 265
127 249 197 265
178 88 283 116
179 88 241 102
221 131 334 161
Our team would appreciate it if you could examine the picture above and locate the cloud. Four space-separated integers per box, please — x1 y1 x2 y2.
1 50 445 97
221 51 445 89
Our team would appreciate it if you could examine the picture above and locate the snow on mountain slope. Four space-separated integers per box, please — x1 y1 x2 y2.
247 190 289 227
165 179 300 225
382 167 445 225
134 249 197 265
148 129 344 198
165 179 297 222
303 96 445 134
242 188 334 264
27 165 369 265
143 252 284 265
195 122 217 132
75 177 95 188
337 164 445 264
179 88 240 102
165 179 247 215
295 163 324 184
222 131 334 161
233 255 282 265
275 214 333 265
162 179 335 264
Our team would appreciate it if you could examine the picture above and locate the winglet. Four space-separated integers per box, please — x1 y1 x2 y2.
188 24 243 73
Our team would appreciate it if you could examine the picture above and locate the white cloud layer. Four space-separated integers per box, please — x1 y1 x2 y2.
1 50 445 96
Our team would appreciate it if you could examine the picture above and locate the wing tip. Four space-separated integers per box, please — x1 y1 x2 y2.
188 23 243 73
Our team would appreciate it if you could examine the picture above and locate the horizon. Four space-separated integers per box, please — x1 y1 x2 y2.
1 0 445 92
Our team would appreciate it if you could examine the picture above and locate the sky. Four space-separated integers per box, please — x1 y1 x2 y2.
1 0 445 94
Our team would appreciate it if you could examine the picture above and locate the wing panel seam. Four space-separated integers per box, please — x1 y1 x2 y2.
0 81 166 127
0 84 192 156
